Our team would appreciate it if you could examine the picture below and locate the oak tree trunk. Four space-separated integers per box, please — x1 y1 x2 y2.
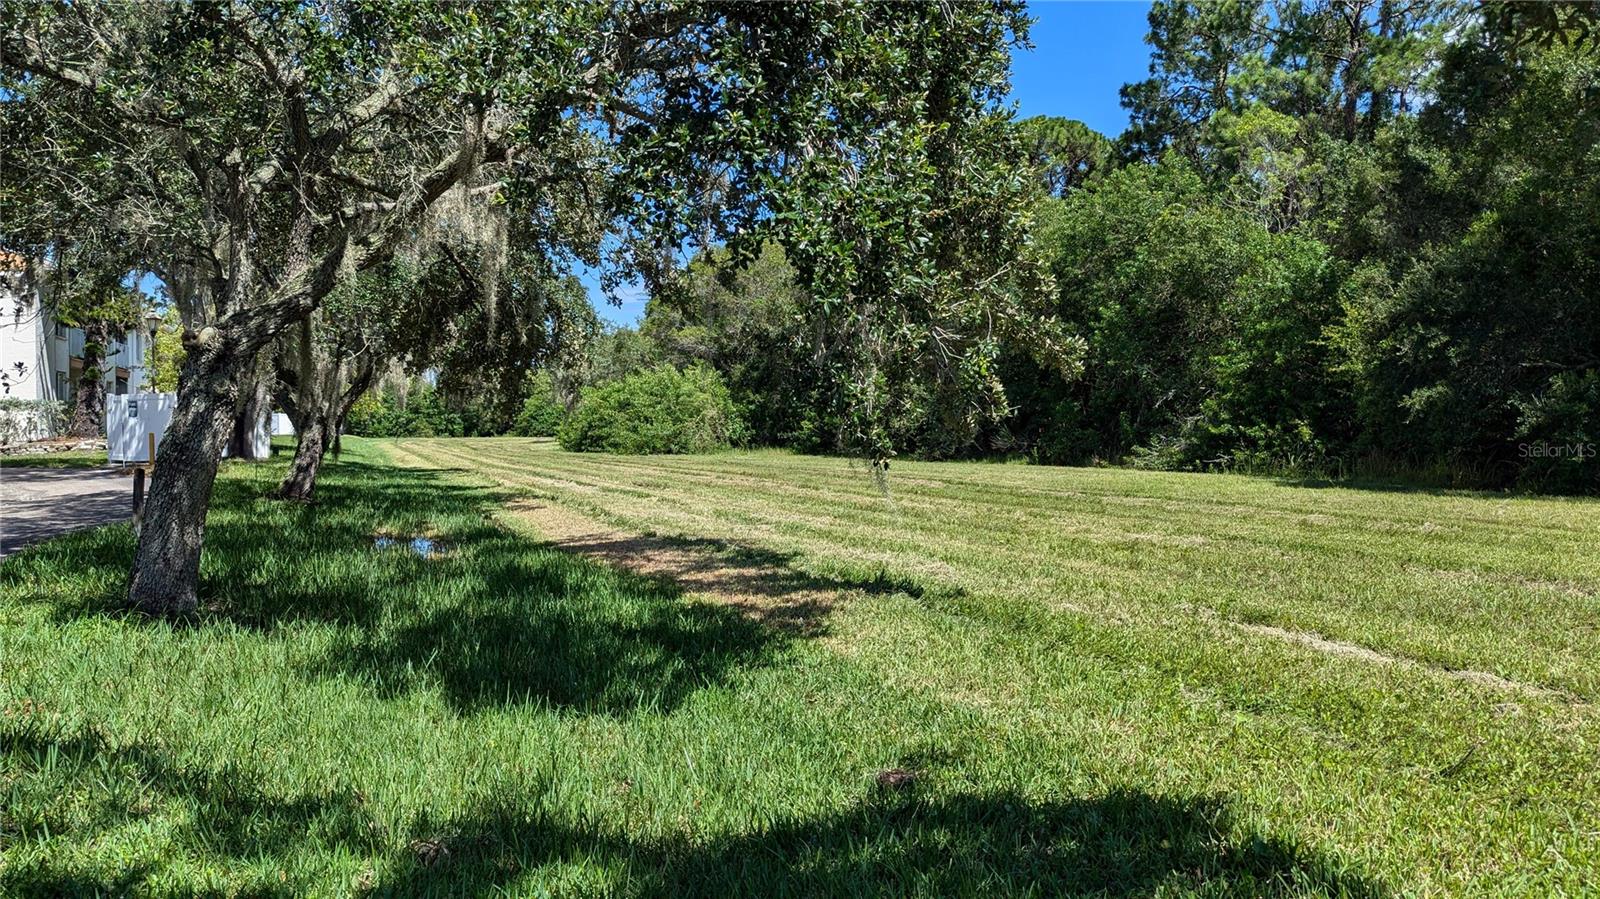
126 342 254 615
328 364 372 461
67 319 111 438
275 330 373 498
226 365 273 460
278 414 329 502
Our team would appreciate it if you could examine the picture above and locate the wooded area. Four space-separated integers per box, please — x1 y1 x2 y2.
354 1 1599 494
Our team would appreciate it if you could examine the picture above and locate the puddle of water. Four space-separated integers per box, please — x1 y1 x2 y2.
374 535 446 559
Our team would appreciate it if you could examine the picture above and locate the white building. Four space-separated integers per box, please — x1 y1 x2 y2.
1 254 161 437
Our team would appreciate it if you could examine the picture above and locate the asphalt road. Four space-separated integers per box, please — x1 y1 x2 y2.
1 467 133 558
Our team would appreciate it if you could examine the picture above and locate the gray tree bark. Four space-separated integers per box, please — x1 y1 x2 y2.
278 412 330 502
276 335 373 502
225 360 273 460
66 319 112 438
126 337 256 614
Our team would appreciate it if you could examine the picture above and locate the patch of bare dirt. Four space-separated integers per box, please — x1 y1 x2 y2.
874 767 918 791
504 498 839 634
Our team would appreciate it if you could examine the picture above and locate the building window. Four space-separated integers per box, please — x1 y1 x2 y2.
54 322 67 339
53 370 68 399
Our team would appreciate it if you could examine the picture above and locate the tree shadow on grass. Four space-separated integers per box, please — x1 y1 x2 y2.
382 788 1387 898
5 459 794 718
310 529 783 715
508 497 956 637
0 726 379 899
2 460 497 624
1268 472 1534 499
242 461 787 716
1 725 1386 898
0 520 136 615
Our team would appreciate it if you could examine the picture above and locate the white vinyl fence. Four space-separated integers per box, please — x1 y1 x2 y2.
106 393 176 463
106 393 281 462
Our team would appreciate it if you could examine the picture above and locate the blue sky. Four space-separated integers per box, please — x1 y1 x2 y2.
585 0 1155 327
1011 1 1153 139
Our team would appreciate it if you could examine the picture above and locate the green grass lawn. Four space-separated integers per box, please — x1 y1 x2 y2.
2 437 1597 896
0 450 109 469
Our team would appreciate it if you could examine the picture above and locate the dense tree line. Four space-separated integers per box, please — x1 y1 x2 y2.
546 1 1596 492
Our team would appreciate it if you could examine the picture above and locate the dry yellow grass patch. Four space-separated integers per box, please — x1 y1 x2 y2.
503 497 839 634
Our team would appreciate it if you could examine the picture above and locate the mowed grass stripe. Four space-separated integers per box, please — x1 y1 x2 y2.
452 435 1598 647
443 439 1600 581
396 439 1600 699
386 438 1600 895
469 437 1598 540
401 440 1577 588
402 439 1600 693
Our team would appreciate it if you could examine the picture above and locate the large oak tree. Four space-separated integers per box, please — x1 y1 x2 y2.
2 1 1063 614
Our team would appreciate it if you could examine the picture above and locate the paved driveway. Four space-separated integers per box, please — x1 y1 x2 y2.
1 467 133 558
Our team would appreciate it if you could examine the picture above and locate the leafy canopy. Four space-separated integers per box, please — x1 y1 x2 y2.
1 1 1067 464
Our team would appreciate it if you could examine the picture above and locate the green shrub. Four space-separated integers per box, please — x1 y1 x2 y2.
345 383 464 438
558 365 742 454
513 371 566 437
0 398 67 445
